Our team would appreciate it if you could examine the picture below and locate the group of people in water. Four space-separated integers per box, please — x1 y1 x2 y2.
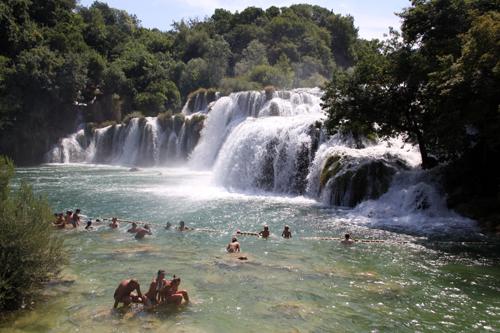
54 210 355 309
114 270 189 309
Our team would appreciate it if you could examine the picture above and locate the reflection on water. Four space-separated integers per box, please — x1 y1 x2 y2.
2 165 499 333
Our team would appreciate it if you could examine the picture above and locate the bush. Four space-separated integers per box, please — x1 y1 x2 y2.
122 111 144 124
0 156 65 311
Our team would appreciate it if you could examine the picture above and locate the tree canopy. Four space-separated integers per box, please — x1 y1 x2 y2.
0 1 361 164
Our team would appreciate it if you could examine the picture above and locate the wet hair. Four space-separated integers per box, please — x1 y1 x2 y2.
144 224 150 230
157 269 166 276
172 277 181 284
232 237 237 242
345 234 350 239
66 211 72 215
179 221 185 226
86 221 92 226
132 222 137 227
75 209 81 214
284 225 289 229
264 225 269 230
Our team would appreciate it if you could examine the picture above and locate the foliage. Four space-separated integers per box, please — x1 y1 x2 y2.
322 0 499 170
0 156 65 311
0 2 361 164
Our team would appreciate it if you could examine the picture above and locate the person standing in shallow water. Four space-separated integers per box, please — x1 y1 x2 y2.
135 224 152 239
226 237 241 253
109 217 119 229
282 225 292 238
113 279 144 308
259 225 270 238
71 209 81 228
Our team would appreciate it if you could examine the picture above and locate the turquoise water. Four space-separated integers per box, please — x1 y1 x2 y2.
1 164 499 332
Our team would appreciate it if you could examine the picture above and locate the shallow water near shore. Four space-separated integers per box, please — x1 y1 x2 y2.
2 164 499 332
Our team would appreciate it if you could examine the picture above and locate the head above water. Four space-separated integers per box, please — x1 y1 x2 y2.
86 221 92 226
75 209 81 214
345 234 350 240
179 221 185 227
144 224 150 230
284 225 289 230
132 222 137 227
264 225 269 230
232 237 238 243
157 270 166 278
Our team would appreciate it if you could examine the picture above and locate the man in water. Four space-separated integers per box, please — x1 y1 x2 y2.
109 217 119 229
341 233 354 245
259 225 270 239
113 279 144 308
145 270 168 306
282 225 292 239
162 277 189 305
165 222 172 230
226 237 241 253
177 221 190 231
135 224 152 239
127 222 138 233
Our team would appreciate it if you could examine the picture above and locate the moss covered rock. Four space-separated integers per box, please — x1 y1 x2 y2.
320 154 408 207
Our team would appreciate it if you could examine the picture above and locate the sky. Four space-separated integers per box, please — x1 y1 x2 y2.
78 0 410 40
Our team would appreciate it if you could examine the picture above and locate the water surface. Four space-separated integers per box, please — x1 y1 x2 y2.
2 164 499 333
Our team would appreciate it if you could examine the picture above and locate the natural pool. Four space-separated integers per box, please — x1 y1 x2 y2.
1 164 499 333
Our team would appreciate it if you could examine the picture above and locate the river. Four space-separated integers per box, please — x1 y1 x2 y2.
1 164 498 333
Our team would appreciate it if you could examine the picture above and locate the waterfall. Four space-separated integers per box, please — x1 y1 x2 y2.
47 114 205 166
46 87 476 226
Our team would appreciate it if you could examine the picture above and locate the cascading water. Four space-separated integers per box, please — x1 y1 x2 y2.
47 114 205 166
46 87 477 235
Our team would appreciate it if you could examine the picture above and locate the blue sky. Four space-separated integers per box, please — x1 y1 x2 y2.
78 0 410 40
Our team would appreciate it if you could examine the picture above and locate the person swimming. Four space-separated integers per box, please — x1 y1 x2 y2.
226 237 241 253
341 233 354 245
109 217 119 229
177 221 190 231
259 225 270 239
282 225 292 239
135 224 152 240
127 222 138 233
165 222 172 230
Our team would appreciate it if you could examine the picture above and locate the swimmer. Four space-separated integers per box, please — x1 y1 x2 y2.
259 225 270 239
226 237 241 253
113 279 144 308
135 224 152 240
64 211 73 226
165 222 172 230
177 221 191 231
282 225 292 239
54 213 65 228
109 217 119 229
127 222 138 233
341 233 354 245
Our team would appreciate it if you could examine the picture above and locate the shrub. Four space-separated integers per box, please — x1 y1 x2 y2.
122 111 144 124
0 156 65 311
